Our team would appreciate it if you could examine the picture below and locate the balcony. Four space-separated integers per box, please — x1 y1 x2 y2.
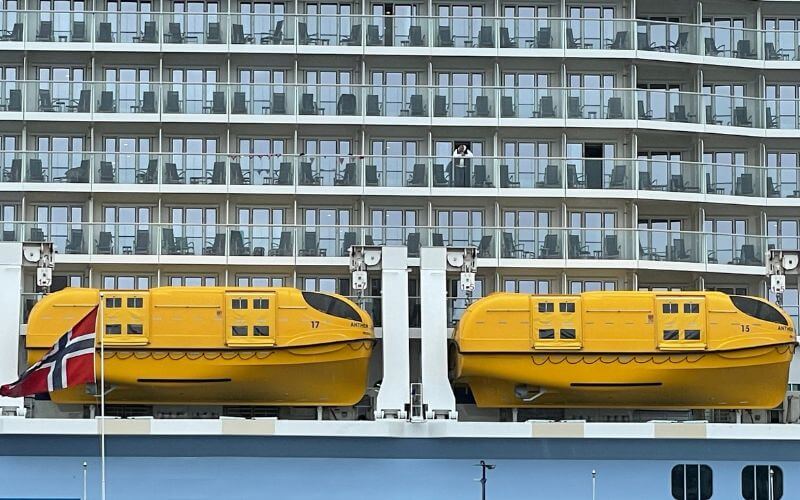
0 12 799 63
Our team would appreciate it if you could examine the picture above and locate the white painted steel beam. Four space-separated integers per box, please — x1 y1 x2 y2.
0 242 24 411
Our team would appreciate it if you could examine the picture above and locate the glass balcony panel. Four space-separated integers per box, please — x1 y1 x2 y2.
29 222 85 254
705 163 764 197
767 167 800 198
703 94 760 128
163 12 220 44
95 10 157 44
162 153 225 185
0 221 23 242
500 157 556 189
568 18 632 50
299 225 358 257
636 20 697 54
501 87 562 119
638 229 701 263
567 228 632 259
163 83 226 114
703 24 758 59
96 153 157 185
298 154 359 186
501 227 562 259
567 88 631 119
433 226 495 257
29 81 90 113
231 83 294 115
93 222 154 255
297 13 357 46
0 80 21 112
637 159 701 193
161 223 221 256
707 233 765 266
29 10 88 43
434 87 495 118
765 100 799 130
366 226 422 251
94 81 158 114
0 151 22 183
636 89 700 123
230 13 291 45
435 16 495 48
763 26 797 60
237 154 293 186
0 10 22 42
368 15 428 47
228 224 291 256
499 17 561 49
366 85 428 117
299 84 359 116
365 156 428 187
567 158 633 189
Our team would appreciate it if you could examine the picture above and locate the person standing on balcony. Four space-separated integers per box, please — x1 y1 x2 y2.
452 143 474 187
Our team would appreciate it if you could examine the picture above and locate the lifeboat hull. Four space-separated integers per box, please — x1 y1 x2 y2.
42 340 373 406
455 344 795 409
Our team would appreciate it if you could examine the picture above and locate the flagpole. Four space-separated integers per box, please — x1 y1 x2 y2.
99 295 106 500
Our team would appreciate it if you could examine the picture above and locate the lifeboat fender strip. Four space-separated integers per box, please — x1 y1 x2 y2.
137 378 232 383
570 382 663 387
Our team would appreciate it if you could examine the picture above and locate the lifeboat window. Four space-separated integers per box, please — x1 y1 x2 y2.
105 324 122 335
127 297 143 308
662 303 678 314
559 302 575 313
105 297 122 308
302 292 362 321
560 328 576 339
663 329 679 341
232 299 248 310
538 302 554 313
684 329 700 340
253 325 270 336
231 325 248 336
127 324 143 335
742 465 783 500
538 328 555 339
253 299 269 309
671 464 713 500
684 303 699 314
731 296 788 326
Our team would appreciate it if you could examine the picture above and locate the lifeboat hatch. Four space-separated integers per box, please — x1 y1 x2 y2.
100 291 150 346
224 291 277 346
655 295 707 351
529 296 582 350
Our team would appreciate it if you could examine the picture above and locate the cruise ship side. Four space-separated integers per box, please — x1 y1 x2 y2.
2 0 800 498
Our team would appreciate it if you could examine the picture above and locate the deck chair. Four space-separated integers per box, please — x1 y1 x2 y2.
229 230 249 256
500 164 520 188
269 231 292 256
65 229 84 254
96 231 113 254
539 234 560 258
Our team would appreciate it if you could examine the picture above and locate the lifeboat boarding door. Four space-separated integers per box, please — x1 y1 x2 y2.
529 296 582 350
225 292 277 346
655 296 706 351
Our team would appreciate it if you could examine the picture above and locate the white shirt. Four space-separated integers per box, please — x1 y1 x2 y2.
452 148 474 168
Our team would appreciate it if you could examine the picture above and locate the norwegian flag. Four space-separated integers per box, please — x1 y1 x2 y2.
0 306 98 398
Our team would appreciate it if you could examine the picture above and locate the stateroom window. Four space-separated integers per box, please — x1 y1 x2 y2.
671 464 713 500
559 302 575 313
106 297 122 308
253 299 269 309
560 328 576 339
127 297 144 308
538 328 555 339
663 329 680 340
742 465 783 500
253 325 270 336
232 326 248 336
232 298 248 309
538 302 554 313
105 324 122 335
662 303 678 313
684 303 699 313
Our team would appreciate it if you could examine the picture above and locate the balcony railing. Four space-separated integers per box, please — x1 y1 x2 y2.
8 82 799 130
0 153 792 202
2 222 768 268
2 12 800 62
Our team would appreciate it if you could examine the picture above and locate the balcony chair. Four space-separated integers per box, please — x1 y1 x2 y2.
299 162 321 185
96 231 113 254
538 96 556 118
260 20 283 44
337 93 357 116
432 232 444 247
98 91 115 112
341 231 357 257
500 27 517 48
136 159 158 184
767 177 781 198
535 27 552 48
639 241 664 261
210 91 226 114
3 159 21 182
637 32 655 50
65 229 85 254
409 94 425 116
735 39 756 59
99 161 115 183
36 21 53 42
500 164 520 188
27 159 46 182
568 234 591 258
705 173 725 194
207 161 225 185
672 104 690 123
232 92 247 114
341 24 361 46
404 163 425 187
365 164 379 186
206 22 222 44
54 159 89 183
366 94 381 116
607 97 624 119
477 26 494 47
477 235 493 257
229 162 250 185
500 96 516 117
202 233 225 256
732 244 759 266
735 173 754 196
669 173 698 192
166 22 196 43
229 230 250 256
766 108 779 129
433 95 448 117
406 232 420 257
2 230 15 241
71 21 87 42
165 91 180 113
437 26 454 47
566 164 585 188
667 32 689 53
334 162 357 186
299 231 321 256
605 31 627 49
732 106 752 127
474 95 490 117
29 227 45 242
672 238 692 261
231 23 254 44
765 42 789 61
567 96 583 118
2 89 21 111
132 91 156 113
300 93 318 115
603 234 620 259
704 105 722 124
566 28 584 48
97 22 112 42
270 92 287 114
297 22 324 45
163 162 183 184
0 23 23 42
704 37 725 56
271 162 291 185
38 89 61 112
269 231 293 256
432 163 449 186
408 25 424 47
502 232 529 258
539 234 560 258
366 24 382 46
66 89 91 113
472 164 491 187
135 21 157 43
608 165 627 189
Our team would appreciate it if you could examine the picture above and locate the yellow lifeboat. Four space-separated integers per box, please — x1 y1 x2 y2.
26 287 374 406
453 291 796 409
